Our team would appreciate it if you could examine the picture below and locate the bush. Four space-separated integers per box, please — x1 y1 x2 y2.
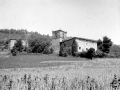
11 48 17 56
61 47 68 57
27 47 32 53
79 51 87 58
13 39 24 52
43 46 54 54
74 52 81 57
10 39 24 56
86 48 95 59
28 38 52 54
72 39 78 56
67 47 72 55
95 50 107 58
50 47 54 54
106 52 120 58
59 43 68 57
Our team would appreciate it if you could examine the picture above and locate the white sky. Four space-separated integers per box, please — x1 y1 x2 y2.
0 0 120 45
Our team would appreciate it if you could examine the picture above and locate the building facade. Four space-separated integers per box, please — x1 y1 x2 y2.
52 30 97 54
52 30 67 53
9 39 28 50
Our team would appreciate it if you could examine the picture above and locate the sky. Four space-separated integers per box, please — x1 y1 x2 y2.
0 0 120 45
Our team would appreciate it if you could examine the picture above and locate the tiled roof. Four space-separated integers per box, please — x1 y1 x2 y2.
62 37 97 43
52 30 67 33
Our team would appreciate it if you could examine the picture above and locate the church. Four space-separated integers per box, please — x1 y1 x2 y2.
52 29 97 54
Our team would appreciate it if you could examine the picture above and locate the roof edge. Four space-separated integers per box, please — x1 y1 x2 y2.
61 37 97 43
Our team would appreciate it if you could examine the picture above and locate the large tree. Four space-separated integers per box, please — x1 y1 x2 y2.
97 36 112 54
102 36 112 53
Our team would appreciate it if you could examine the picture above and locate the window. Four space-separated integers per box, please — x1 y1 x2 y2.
86 48 88 50
79 47 81 49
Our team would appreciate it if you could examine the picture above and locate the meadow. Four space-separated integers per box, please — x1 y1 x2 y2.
0 54 120 90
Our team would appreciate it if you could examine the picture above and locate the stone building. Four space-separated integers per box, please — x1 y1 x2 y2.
52 30 97 54
52 30 67 53
9 39 28 50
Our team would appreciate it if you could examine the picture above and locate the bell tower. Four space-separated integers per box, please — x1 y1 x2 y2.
52 29 67 54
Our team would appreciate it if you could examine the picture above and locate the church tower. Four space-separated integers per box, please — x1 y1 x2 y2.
52 29 67 54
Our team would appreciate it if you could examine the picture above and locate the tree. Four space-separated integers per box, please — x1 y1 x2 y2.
72 39 78 56
97 39 103 50
102 36 112 54
97 36 112 57
59 43 68 57
13 39 23 52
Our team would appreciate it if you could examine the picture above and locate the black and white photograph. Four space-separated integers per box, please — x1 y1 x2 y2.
0 0 120 90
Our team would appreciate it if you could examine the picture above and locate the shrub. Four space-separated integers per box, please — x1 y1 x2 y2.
28 38 52 54
67 47 72 55
26 47 32 53
14 39 24 52
50 47 54 54
74 52 81 57
43 46 53 54
62 47 68 57
80 51 87 58
72 39 78 56
11 39 24 56
106 52 120 58
95 50 107 58
11 48 17 56
43 46 49 54
86 48 95 59
59 43 68 57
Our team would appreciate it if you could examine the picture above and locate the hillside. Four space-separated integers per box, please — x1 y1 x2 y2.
0 29 52 41
0 32 22 40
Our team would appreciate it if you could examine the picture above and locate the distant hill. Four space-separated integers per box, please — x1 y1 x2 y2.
0 32 22 40
0 29 52 41
110 44 120 54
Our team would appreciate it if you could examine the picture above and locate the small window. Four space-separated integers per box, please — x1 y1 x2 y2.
79 47 81 49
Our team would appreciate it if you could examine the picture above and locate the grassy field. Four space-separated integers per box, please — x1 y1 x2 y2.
0 54 87 69
0 55 120 90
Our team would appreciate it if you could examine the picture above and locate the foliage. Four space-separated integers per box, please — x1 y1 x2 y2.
110 45 120 53
86 48 95 59
0 28 51 45
0 39 10 50
43 46 54 54
108 44 120 58
97 39 103 50
28 38 52 54
97 36 112 54
59 43 68 57
66 47 72 55
79 51 87 58
72 39 78 56
13 39 23 52
97 36 112 58
95 50 105 58
0 29 27 34
102 36 112 53
11 48 17 56
11 39 24 56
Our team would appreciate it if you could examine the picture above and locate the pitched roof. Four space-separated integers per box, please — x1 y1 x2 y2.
52 30 67 33
62 37 97 43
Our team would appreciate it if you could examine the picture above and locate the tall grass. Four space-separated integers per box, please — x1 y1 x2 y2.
0 73 120 90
